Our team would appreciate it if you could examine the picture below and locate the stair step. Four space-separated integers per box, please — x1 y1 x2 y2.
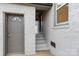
36 37 45 40
36 35 44 37
36 40 46 44
36 43 47 48
36 33 44 36
36 37 44 39
36 32 48 51
36 44 49 51
37 32 43 34
36 47 49 51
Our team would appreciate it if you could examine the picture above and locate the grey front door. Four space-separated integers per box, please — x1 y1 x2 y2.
7 14 24 54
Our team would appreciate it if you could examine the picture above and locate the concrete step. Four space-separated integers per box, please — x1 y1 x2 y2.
36 32 48 51
36 46 49 51
36 35 44 37
36 43 47 48
36 33 44 37
36 37 45 40
36 39 46 44
36 37 44 39
36 43 49 51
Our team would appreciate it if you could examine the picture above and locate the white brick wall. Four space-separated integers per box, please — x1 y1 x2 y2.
43 3 56 55
54 3 79 56
43 3 79 56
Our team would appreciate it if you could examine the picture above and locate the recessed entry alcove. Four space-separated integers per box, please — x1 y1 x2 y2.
4 13 24 56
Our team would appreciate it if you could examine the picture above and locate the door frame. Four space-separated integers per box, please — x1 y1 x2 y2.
3 12 25 56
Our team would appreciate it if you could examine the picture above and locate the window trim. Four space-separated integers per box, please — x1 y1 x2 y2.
54 3 69 26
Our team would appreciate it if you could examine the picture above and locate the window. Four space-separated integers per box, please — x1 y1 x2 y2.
55 3 69 26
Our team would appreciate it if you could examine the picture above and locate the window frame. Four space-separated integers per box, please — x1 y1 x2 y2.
54 3 69 26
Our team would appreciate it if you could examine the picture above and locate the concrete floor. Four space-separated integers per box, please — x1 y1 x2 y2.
7 50 52 56
33 50 52 56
